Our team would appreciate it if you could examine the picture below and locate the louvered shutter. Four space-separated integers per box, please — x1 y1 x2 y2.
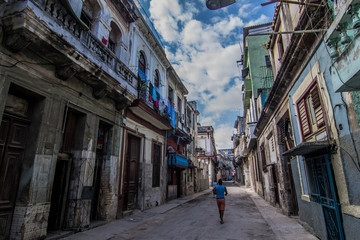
310 86 325 127
297 99 311 137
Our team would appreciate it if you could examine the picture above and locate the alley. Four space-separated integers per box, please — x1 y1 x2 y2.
61 183 317 240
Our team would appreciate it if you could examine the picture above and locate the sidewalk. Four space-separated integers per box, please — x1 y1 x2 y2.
240 186 318 240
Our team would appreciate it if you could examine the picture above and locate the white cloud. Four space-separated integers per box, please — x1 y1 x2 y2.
147 0 270 148
246 14 271 26
238 3 252 18
214 124 236 149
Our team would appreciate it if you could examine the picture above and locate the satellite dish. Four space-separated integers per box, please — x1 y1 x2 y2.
206 0 236 10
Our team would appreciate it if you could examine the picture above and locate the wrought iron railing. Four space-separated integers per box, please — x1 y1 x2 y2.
42 0 137 90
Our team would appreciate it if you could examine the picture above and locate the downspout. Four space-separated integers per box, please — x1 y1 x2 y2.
164 130 168 202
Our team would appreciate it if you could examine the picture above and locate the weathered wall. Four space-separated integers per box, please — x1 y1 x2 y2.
291 158 326 239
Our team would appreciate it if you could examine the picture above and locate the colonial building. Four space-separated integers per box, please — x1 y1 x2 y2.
165 66 192 200
184 100 200 194
254 1 360 239
217 149 235 181
0 0 201 239
232 116 246 185
0 0 137 238
119 2 173 214
197 125 217 190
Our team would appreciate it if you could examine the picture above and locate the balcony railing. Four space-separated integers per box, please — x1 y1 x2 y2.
246 122 257 149
42 0 138 93
138 76 176 128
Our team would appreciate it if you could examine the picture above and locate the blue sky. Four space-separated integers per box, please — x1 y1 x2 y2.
138 0 275 149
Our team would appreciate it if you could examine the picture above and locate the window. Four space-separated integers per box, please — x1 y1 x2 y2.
138 52 146 81
154 70 160 88
265 55 271 68
177 97 182 116
168 87 174 106
299 157 309 195
108 22 121 54
260 144 267 169
296 80 325 140
80 0 100 30
277 35 284 60
187 107 191 126
152 143 161 187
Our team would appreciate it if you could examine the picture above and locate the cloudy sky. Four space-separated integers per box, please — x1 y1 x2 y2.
138 0 275 149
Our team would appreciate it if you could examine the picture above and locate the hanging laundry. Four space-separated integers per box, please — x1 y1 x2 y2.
152 85 157 101
170 104 176 128
155 91 160 107
138 68 146 83
149 83 153 102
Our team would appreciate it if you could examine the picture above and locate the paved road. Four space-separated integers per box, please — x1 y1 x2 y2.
110 183 275 240
61 182 317 240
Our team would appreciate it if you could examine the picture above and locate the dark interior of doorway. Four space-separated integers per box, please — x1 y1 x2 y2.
90 121 112 221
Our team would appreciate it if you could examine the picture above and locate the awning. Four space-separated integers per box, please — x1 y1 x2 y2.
168 154 188 168
283 140 336 157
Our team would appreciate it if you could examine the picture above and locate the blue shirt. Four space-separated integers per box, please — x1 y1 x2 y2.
215 185 226 199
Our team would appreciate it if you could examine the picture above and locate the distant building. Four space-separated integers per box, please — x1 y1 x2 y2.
197 125 217 189
217 149 235 181
252 1 360 239
0 1 203 239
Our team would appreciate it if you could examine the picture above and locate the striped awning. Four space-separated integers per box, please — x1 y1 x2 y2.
168 154 188 168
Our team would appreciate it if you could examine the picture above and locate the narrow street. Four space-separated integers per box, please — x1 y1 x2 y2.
61 183 317 240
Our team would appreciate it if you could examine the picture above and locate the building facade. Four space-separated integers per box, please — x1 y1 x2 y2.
254 1 360 239
0 0 138 238
197 125 217 190
232 116 246 185
217 149 235 181
0 0 201 239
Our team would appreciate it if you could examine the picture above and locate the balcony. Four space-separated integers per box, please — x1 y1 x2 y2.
168 154 188 168
1 0 138 108
243 78 252 109
326 1 360 92
246 122 257 149
129 79 174 130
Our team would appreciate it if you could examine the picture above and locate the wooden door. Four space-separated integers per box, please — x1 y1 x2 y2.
0 113 30 239
123 135 140 210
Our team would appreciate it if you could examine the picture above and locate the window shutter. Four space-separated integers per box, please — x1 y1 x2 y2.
297 99 311 137
310 86 325 127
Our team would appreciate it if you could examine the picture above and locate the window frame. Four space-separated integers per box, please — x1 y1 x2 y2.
296 78 326 141
152 141 162 187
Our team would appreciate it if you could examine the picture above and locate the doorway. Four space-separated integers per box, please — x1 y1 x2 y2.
91 121 112 220
48 108 84 231
0 112 30 239
306 154 345 240
122 134 141 211
271 164 280 206
47 156 71 230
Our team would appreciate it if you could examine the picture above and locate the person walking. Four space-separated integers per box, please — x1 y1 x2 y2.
213 179 228 224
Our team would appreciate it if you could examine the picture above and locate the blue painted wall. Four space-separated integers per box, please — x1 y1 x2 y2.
288 40 360 239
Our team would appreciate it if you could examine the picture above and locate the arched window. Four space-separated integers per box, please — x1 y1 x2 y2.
154 70 160 88
108 21 121 54
138 52 146 81
80 0 101 31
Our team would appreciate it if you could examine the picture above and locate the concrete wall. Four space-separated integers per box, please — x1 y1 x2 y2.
124 118 166 211
1 44 125 239
288 41 360 239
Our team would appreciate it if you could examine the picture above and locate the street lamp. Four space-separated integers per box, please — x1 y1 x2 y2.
206 0 236 10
